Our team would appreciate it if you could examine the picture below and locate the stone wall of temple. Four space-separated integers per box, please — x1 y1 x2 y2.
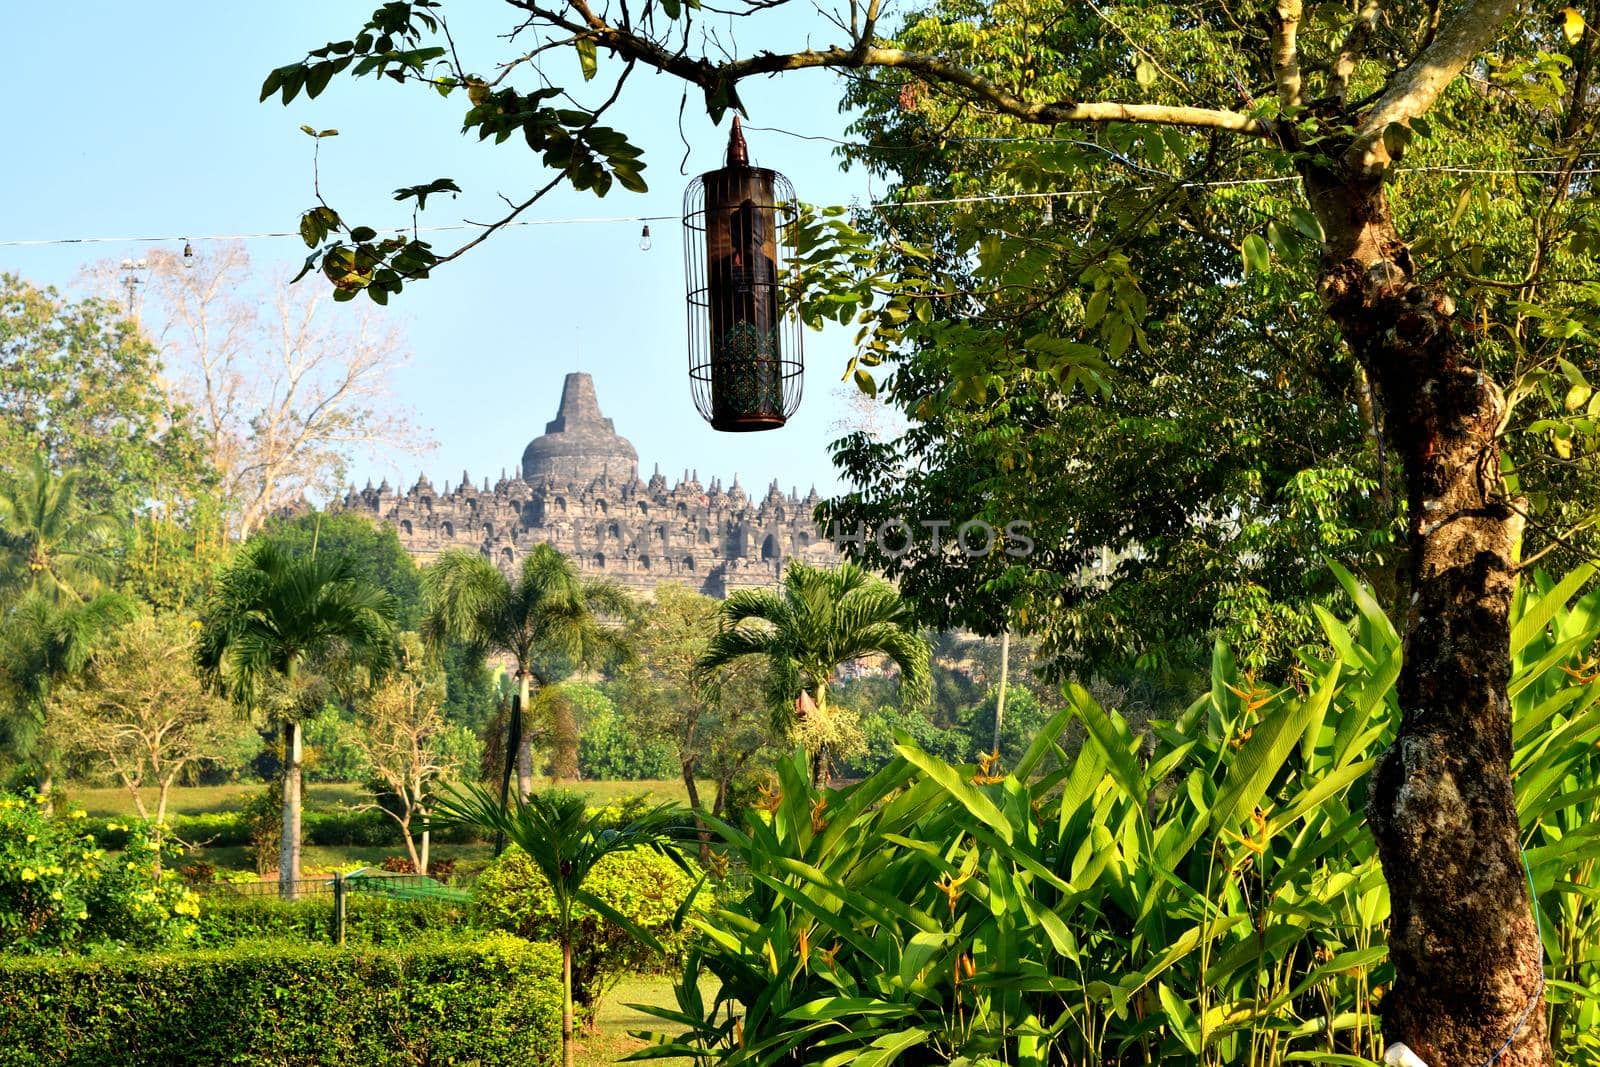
333 372 836 595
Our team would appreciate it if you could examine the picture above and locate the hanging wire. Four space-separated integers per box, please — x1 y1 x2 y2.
0 164 1591 250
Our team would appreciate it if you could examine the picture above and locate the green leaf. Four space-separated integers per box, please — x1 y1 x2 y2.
577 37 598 80
1241 234 1271 277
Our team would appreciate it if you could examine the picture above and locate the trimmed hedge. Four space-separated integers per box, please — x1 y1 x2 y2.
90 810 481 850
193 894 474 947
0 934 560 1066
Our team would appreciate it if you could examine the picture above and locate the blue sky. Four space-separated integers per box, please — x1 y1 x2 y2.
0 3 884 497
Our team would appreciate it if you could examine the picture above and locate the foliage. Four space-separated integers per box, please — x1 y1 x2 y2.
134 245 424 538
0 933 562 1066
0 792 199 954
0 273 211 521
476 843 704 1019
616 585 773 814
422 545 631 792
48 613 257 825
192 893 472 947
258 510 424 629
432 783 692 1067
581 700 679 781
301 701 373 782
0 455 119 607
0 591 136 775
641 567 1600 1065
195 538 398 888
698 560 930 783
343 632 479 873
196 540 399 714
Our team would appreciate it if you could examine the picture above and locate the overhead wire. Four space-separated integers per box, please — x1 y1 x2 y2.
0 134 1592 250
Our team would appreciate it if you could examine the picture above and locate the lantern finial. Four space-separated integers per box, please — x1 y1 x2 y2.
726 115 749 167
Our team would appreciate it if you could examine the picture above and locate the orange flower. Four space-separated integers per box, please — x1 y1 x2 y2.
810 796 829 833
934 867 973 914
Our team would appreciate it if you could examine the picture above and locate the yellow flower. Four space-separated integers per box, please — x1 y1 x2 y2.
20 868 37 881
26 834 36 843
69 810 87 820
76 910 88 920
49 890 62 901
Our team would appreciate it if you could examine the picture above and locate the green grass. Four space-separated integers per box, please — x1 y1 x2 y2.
575 975 711 1067
67 782 367 818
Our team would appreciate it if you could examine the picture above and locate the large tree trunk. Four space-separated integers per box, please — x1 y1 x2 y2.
280 720 303 901
1309 166 1547 1064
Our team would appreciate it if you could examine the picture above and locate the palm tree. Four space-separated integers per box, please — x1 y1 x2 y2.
196 540 397 898
421 545 630 817
0 591 135 791
0 455 118 605
431 785 688 1067
697 559 930 785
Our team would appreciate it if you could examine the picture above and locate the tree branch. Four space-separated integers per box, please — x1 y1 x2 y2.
1330 0 1379 104
1351 0 1519 172
510 1 1270 135
1271 0 1305 110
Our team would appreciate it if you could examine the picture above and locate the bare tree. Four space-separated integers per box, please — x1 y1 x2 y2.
342 632 478 874
50 614 255 830
131 244 428 537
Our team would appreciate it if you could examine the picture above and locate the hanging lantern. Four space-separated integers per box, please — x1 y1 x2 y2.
683 117 803 432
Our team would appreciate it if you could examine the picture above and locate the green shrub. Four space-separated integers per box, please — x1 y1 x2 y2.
0 795 199 954
0 933 560 1066
193 893 473 947
475 844 703 1020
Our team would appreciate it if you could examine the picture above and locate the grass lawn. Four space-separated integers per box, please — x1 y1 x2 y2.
575 975 712 1067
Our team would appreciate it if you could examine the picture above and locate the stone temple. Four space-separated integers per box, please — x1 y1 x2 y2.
336 372 837 595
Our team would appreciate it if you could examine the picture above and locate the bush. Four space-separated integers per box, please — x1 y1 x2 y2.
0 794 199 954
192 893 472 947
475 844 703 1020
0 933 561 1066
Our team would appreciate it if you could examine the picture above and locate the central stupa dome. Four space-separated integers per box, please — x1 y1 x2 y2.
521 372 639 485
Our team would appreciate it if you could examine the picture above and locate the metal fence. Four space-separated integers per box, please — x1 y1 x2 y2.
193 869 473 945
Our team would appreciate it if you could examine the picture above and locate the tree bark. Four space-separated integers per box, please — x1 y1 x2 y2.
562 936 576 1067
682 758 712 862
1309 164 1547 1065
281 719 303 901
516 673 535 799
495 684 524 858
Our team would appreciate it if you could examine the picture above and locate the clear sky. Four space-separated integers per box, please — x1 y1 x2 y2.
0 2 884 498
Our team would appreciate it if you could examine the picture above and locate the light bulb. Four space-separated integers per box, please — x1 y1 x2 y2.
182 240 195 268
639 223 652 251
1041 197 1054 226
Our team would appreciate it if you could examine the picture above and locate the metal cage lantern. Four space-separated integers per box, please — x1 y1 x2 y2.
684 117 803 432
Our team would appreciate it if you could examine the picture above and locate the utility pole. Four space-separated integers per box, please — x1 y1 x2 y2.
118 258 149 324
992 629 1010 757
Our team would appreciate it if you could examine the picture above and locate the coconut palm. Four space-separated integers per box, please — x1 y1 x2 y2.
0 455 118 605
0 591 135 791
697 559 930 785
431 784 688 1067
196 540 397 898
421 545 630 816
